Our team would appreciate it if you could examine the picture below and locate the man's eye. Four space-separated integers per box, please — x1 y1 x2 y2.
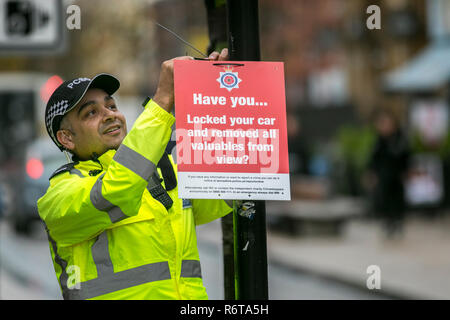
86 109 96 117
108 104 117 110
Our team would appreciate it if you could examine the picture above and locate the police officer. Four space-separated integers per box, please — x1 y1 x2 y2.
38 49 232 300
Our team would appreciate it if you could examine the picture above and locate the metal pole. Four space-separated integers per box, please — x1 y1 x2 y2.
204 0 235 300
226 0 268 300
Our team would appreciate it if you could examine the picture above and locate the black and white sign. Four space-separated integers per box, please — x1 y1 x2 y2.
0 0 64 53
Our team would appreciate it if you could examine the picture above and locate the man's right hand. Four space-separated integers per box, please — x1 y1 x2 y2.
152 56 193 113
152 49 229 113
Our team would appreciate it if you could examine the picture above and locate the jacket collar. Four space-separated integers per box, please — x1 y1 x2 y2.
97 149 116 169
76 149 116 170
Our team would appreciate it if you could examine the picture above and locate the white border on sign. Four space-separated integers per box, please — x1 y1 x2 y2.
177 172 291 201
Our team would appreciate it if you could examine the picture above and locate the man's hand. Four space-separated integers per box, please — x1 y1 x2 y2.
152 56 191 113
208 48 229 61
152 48 229 113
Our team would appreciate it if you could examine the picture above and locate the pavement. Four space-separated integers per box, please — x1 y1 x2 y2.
0 221 62 300
268 215 450 300
2 204 450 300
197 208 450 300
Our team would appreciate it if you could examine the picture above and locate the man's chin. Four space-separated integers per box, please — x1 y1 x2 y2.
104 143 121 152
104 135 125 149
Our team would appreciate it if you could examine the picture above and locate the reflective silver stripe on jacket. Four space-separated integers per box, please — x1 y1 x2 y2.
91 232 114 276
43 223 71 300
62 231 202 299
180 260 202 278
70 168 84 178
113 144 156 181
65 263 172 299
90 173 127 223
64 231 171 300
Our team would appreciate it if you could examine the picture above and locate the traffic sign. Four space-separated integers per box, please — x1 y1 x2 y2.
0 0 64 53
174 60 291 201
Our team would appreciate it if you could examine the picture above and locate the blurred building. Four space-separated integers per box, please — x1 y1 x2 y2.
0 0 210 96
260 0 347 110
383 0 450 209
260 0 427 126
343 0 427 118
258 1 444 201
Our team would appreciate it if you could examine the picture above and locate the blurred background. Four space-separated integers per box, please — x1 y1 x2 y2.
1 0 450 300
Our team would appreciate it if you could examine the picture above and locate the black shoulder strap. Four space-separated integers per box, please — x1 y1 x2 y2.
147 172 174 211
146 152 177 210
157 152 177 191
49 162 77 180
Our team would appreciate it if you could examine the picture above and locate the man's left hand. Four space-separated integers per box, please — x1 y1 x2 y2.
208 48 229 61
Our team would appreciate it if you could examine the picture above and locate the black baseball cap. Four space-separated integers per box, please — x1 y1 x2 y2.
45 73 120 150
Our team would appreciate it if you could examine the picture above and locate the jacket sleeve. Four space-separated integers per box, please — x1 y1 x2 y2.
38 100 175 247
191 199 233 225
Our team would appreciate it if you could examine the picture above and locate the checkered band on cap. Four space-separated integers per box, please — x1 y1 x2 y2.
45 99 70 147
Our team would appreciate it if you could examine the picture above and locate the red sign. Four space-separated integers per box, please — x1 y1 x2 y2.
174 60 290 200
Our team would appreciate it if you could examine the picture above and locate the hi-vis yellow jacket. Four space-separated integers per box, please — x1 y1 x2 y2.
37 100 232 300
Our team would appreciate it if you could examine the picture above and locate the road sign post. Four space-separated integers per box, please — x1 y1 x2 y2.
226 0 269 300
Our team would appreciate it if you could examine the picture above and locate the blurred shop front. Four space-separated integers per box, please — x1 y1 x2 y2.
384 0 450 211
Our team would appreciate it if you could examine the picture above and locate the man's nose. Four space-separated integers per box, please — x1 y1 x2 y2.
102 106 116 121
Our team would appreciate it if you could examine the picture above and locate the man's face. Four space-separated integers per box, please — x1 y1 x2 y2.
57 88 127 160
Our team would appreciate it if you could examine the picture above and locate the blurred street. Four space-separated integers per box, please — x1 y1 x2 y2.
0 219 61 299
199 213 450 300
197 219 391 300
0 216 388 300
3 211 450 300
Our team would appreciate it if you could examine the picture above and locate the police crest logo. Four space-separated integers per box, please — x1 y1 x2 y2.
216 66 242 92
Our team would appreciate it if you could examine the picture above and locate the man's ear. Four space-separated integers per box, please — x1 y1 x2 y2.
56 129 75 151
